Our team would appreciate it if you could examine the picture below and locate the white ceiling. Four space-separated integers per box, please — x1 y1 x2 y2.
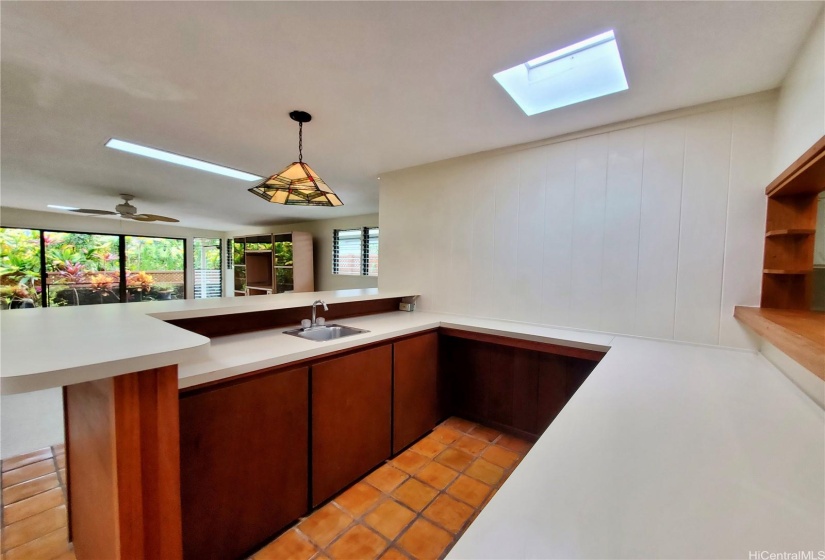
1 1 820 231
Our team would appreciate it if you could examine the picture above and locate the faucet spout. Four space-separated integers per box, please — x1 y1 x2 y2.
310 300 328 327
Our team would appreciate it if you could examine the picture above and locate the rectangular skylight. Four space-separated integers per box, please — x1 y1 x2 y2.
105 139 262 181
493 30 628 116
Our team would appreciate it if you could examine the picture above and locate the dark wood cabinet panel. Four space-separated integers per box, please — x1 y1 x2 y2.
179 367 309 560
441 333 603 438
393 332 440 454
312 345 392 506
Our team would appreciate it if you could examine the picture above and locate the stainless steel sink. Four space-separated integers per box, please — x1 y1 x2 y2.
283 324 370 342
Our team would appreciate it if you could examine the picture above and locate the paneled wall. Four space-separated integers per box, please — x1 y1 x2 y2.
772 8 824 176
380 98 776 349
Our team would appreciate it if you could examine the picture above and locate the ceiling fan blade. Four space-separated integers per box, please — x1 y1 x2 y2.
134 213 179 223
70 209 118 215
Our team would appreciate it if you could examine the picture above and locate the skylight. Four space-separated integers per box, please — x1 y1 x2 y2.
493 30 628 116
105 139 262 181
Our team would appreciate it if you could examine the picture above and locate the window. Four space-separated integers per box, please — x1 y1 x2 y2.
194 238 222 299
0 228 189 308
0 228 43 308
125 236 185 302
493 30 628 116
333 227 378 276
45 231 121 306
364 227 379 276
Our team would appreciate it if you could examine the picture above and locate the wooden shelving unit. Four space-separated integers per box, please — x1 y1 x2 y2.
231 232 314 295
760 136 824 310
736 134 825 378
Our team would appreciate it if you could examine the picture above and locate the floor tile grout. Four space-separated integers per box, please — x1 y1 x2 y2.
252 416 533 560
1 417 530 560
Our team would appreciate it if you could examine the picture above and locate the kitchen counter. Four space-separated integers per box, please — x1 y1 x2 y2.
1 292 822 558
0 288 413 394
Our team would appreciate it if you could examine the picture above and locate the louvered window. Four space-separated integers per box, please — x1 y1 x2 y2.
333 227 379 276
333 229 362 275
363 227 379 276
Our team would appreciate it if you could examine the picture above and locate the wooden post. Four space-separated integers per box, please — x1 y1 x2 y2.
64 366 182 560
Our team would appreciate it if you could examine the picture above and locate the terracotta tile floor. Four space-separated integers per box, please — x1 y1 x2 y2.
0 418 533 560
0 444 75 560
251 417 533 560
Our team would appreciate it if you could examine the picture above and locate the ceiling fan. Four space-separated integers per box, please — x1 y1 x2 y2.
64 194 180 223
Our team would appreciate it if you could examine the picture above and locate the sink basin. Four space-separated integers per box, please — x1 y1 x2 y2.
284 324 370 342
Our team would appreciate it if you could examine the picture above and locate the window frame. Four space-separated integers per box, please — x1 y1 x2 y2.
333 226 378 277
1 226 188 307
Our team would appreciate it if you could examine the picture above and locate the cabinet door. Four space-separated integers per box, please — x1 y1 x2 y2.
393 332 440 454
312 345 392 506
179 367 309 560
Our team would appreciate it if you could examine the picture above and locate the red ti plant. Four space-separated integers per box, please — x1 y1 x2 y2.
55 262 87 284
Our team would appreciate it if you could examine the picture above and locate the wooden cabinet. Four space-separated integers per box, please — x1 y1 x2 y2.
232 231 313 296
441 332 603 438
179 367 309 560
312 345 392 506
393 332 441 454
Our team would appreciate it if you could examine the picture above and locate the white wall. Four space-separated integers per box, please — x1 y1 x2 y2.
772 8 825 176
229 213 379 292
0 207 226 458
380 95 776 349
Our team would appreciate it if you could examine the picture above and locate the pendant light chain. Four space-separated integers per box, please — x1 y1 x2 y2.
298 121 303 162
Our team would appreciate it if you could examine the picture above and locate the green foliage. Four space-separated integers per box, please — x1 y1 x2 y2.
194 238 221 270
44 232 119 274
274 241 293 266
126 236 184 271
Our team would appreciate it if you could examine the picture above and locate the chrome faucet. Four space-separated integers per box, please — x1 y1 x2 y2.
310 300 328 327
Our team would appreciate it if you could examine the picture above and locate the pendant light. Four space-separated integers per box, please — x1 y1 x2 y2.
248 111 343 206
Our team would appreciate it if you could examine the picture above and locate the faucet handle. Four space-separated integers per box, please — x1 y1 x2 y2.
301 319 312 329
316 317 325 326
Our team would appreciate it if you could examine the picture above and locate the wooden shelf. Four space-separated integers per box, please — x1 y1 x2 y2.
734 306 825 379
765 135 825 197
763 268 814 275
765 229 816 237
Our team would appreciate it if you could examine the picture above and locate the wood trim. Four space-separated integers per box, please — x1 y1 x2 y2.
165 297 403 338
65 366 182 560
438 327 607 362
766 135 825 197
734 306 825 379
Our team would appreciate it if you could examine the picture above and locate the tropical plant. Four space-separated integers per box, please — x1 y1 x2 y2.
89 273 114 291
128 271 154 292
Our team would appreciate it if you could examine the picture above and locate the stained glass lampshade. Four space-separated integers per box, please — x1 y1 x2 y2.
248 161 343 206
250 110 343 207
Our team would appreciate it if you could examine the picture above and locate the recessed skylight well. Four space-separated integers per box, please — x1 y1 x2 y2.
105 139 262 181
494 30 628 116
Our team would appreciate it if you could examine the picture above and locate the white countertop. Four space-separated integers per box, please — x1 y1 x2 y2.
0 289 412 394
2 294 822 558
177 311 613 389
448 335 825 559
